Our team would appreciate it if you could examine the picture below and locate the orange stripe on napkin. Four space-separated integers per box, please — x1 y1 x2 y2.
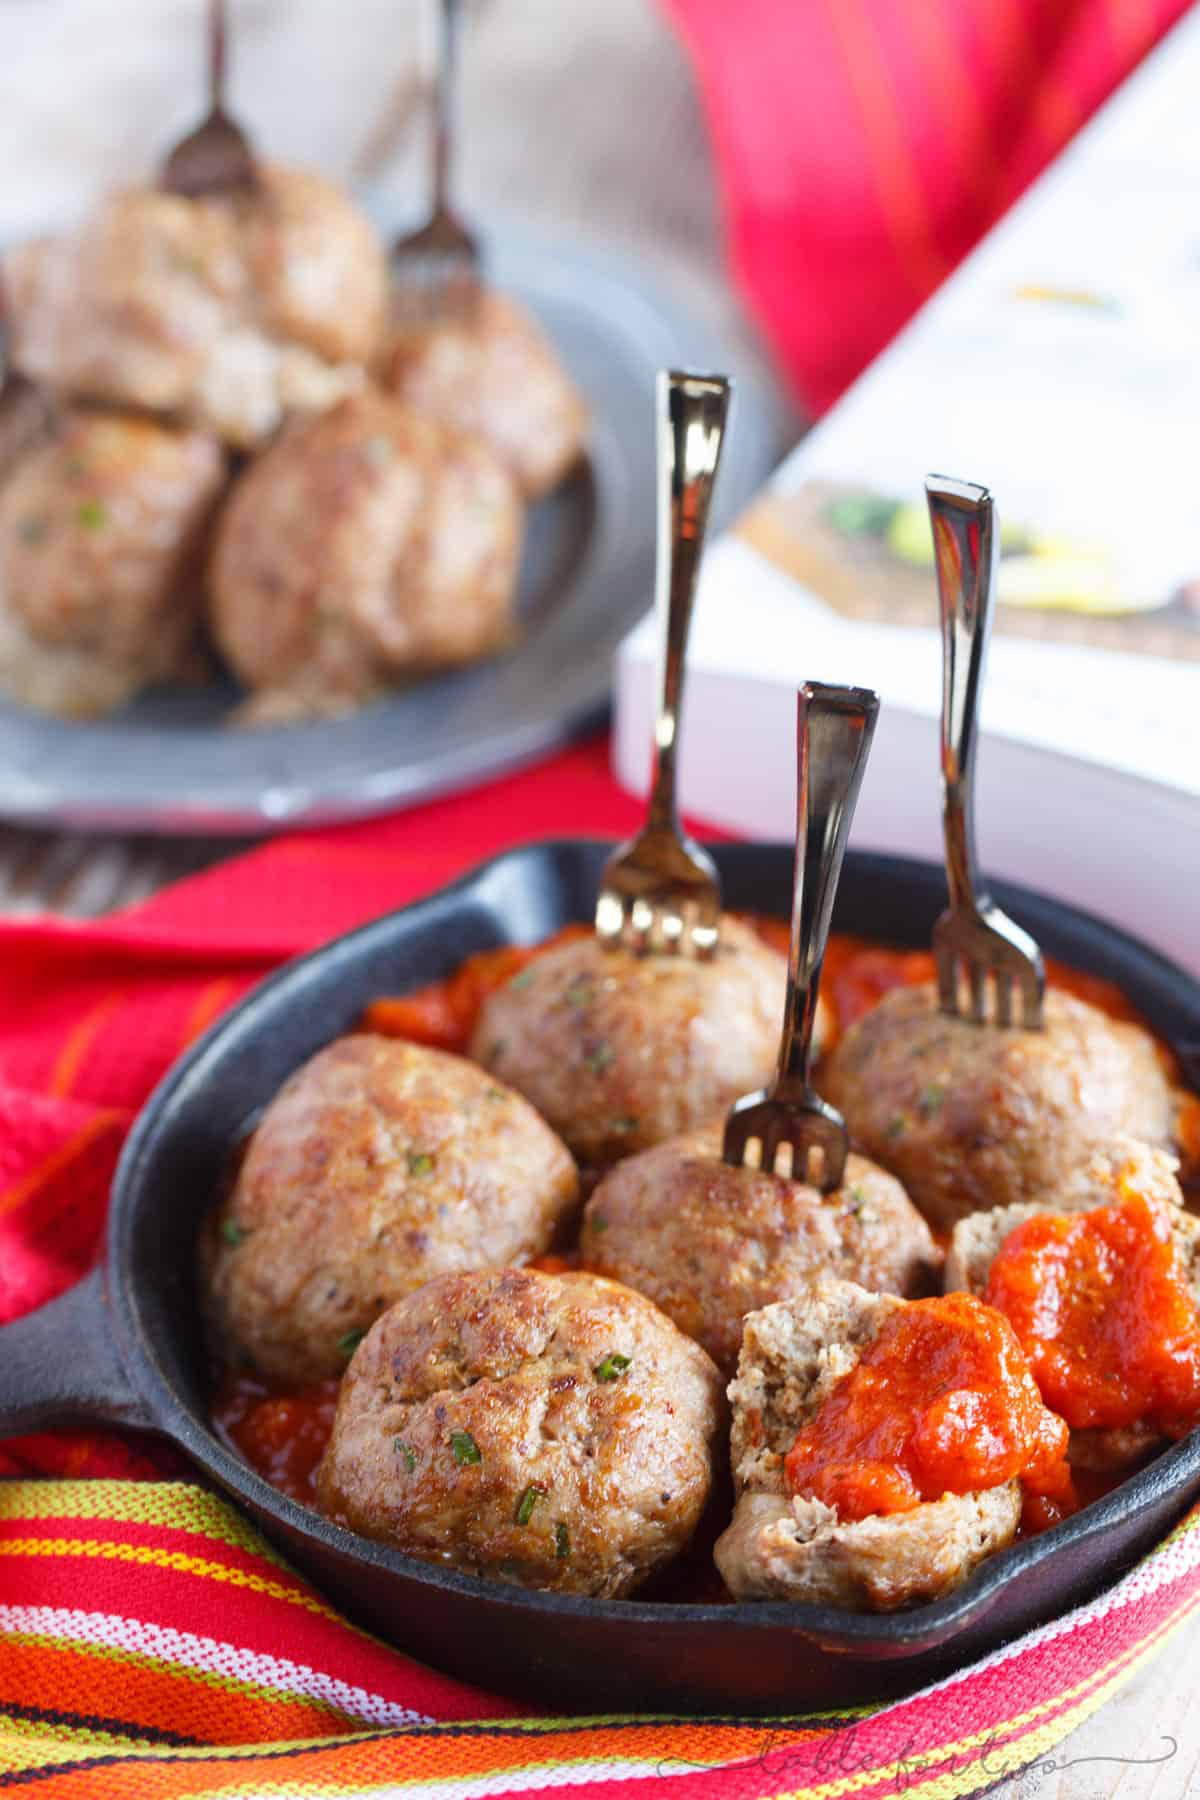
177 979 241 1052
0 1112 123 1225
47 994 124 1100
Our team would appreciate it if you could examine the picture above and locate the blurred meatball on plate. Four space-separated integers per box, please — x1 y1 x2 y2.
380 288 588 499
0 410 224 717
208 388 523 720
317 1266 724 1596
204 1035 578 1384
4 166 388 449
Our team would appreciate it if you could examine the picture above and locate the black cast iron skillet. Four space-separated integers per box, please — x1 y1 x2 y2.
2 841 1199 1714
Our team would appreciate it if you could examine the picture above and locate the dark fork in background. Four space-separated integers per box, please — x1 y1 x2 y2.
161 0 258 200
392 0 481 323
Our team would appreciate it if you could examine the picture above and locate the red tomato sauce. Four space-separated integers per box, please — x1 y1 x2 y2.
212 1372 340 1506
984 1187 1200 1439
783 1292 1073 1526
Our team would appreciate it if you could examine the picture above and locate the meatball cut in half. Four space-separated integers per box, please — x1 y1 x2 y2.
470 919 787 1166
580 1123 939 1376
0 411 224 718
714 1280 1069 1611
205 1036 578 1384
316 1267 725 1596
946 1135 1199 1474
821 983 1173 1232
209 389 523 719
4 167 388 449
380 289 587 499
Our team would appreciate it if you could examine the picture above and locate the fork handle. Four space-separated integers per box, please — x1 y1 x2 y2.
776 682 879 1087
647 370 731 834
430 0 466 217
927 475 997 920
208 0 229 113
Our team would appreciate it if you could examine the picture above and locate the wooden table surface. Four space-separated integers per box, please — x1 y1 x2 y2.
4 3 1196 1790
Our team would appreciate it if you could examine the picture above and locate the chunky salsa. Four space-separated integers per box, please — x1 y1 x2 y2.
985 1186 1200 1439
783 1292 1073 1524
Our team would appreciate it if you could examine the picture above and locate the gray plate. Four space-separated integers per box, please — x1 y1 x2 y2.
0 226 785 834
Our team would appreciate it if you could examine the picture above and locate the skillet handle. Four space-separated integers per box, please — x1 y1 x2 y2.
0 1267 151 1435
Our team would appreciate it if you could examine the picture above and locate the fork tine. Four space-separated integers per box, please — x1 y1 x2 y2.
1019 968 1044 1031
967 962 987 1023
993 972 1014 1028
937 952 958 1014
823 1134 847 1189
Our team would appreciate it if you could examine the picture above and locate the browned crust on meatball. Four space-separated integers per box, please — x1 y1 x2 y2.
316 1267 724 1596
4 166 387 448
204 1035 578 1383
821 984 1173 1231
712 1280 1021 1610
580 1126 939 1375
945 1136 1195 1474
470 918 787 1166
380 290 588 498
0 410 224 717
208 389 523 716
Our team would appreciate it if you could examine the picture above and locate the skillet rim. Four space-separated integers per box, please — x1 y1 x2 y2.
108 837 1200 1650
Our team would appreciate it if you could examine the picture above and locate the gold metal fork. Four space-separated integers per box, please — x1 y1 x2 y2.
927 475 1045 1029
594 369 730 958
723 681 879 1190
392 0 481 324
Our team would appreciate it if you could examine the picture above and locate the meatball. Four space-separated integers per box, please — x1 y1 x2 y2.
316 1266 724 1596
713 1282 1021 1609
4 166 387 448
581 1124 938 1375
0 410 224 717
470 918 787 1166
945 1135 1195 1473
943 1135 1185 1293
380 290 587 498
209 388 523 719
205 1035 578 1384
821 983 1173 1231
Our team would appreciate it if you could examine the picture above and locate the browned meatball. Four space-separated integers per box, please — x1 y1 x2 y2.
5 167 387 448
0 410 224 717
380 290 587 498
580 1125 939 1375
208 388 523 719
316 1266 724 1595
205 1036 578 1384
713 1281 1021 1609
821 983 1173 1232
470 919 787 1166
